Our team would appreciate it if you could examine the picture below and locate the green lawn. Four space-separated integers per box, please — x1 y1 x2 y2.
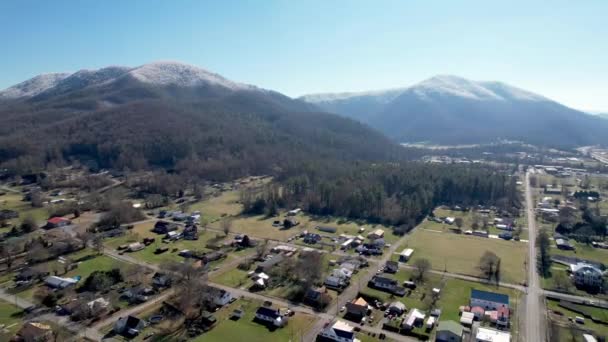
0 300 24 339
551 242 608 265
104 221 233 265
404 228 527 284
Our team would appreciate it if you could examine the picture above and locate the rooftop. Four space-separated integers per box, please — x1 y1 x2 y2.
471 289 509 305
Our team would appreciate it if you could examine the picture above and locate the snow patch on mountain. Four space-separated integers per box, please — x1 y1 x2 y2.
411 75 503 101
128 61 252 90
301 87 406 103
0 73 70 98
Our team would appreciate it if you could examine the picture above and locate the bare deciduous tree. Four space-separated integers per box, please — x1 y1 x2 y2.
413 258 431 282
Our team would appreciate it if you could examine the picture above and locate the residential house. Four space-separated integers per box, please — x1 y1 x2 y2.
303 233 322 244
324 275 345 289
460 312 474 326
45 217 71 229
152 273 171 288
207 286 233 306
387 301 406 315
304 286 331 307
318 320 359 342
402 309 425 330
444 217 455 225
384 261 398 273
152 220 178 234
165 230 181 241
369 276 405 296
475 327 511 342
14 268 49 285
570 263 605 288
44 276 78 289
13 322 54 342
470 289 509 311
399 248 414 262
283 217 299 228
127 242 145 252
367 229 385 240
435 320 463 342
287 208 301 216
182 224 198 240
254 306 287 327
0 209 19 220
114 315 146 337
555 238 574 250
255 254 284 273
345 297 368 319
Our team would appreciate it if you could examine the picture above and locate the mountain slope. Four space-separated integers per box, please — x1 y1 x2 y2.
0 62 403 179
301 76 608 147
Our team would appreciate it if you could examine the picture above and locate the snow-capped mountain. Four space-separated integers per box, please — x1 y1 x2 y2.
0 61 259 102
0 73 70 99
128 61 252 90
301 75 608 147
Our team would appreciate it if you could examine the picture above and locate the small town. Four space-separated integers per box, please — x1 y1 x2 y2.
1 2 608 341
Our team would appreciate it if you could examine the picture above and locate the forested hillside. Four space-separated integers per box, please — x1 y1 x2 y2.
0 62 406 179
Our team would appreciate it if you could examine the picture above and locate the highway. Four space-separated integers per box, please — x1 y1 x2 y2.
524 170 546 342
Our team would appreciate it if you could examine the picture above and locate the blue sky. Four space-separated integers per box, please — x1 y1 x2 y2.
1 0 606 110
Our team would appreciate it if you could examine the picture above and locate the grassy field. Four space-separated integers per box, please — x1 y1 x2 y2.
6 249 128 302
0 192 49 226
104 220 237 265
404 228 527 284
0 300 24 339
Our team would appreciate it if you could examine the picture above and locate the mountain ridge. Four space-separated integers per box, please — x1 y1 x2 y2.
300 75 608 148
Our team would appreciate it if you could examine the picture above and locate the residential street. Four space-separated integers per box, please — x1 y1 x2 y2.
524 171 546 342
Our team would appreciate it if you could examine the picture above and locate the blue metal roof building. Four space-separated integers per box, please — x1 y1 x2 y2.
470 289 509 305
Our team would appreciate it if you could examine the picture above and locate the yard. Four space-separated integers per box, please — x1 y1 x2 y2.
546 298 608 339
0 300 24 339
0 192 49 227
103 221 240 265
551 242 608 265
192 298 317 342
403 228 527 284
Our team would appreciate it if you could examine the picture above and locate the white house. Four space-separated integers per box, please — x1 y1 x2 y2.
255 306 287 327
475 327 511 342
570 263 605 288
319 320 360 342
45 276 78 289
208 286 233 306
402 308 425 329
444 217 455 225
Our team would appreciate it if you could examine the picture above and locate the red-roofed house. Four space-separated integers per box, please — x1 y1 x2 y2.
471 306 485 320
46 217 71 229
497 306 509 327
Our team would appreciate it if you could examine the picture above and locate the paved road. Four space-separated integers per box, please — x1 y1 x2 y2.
525 171 546 342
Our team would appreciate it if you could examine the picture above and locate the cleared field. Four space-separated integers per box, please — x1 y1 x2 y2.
405 228 527 284
0 192 49 225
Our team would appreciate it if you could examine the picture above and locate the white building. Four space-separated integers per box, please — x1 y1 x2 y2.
570 263 605 288
476 327 511 342
319 320 360 342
